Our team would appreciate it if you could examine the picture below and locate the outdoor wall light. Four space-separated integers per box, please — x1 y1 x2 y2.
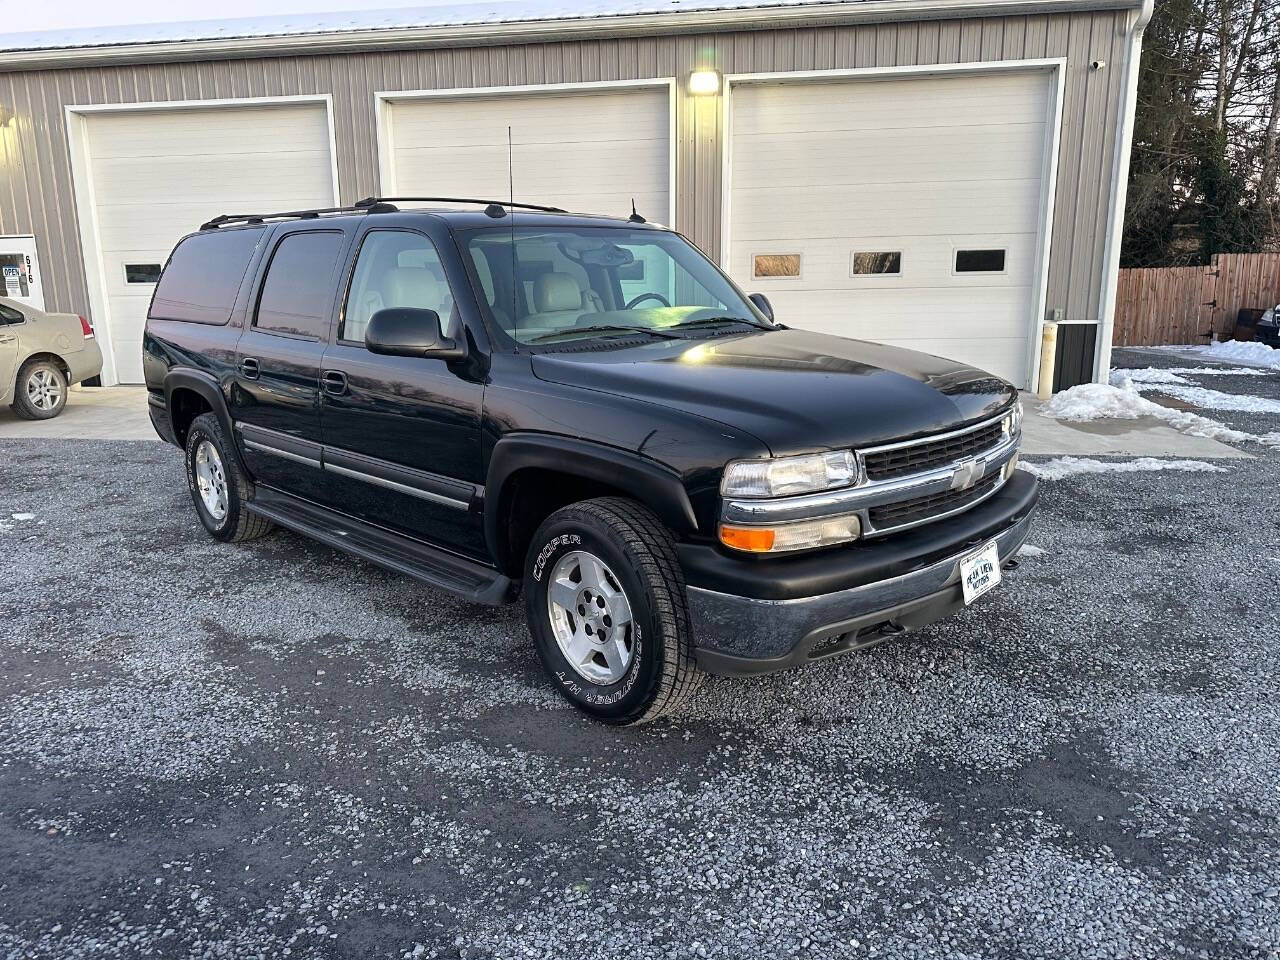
0 105 13 128
688 70 721 95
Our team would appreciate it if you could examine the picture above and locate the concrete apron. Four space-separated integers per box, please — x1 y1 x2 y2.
1019 393 1253 460
0 386 157 442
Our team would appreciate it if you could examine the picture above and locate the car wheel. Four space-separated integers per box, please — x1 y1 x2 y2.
10 359 68 420
524 497 701 725
184 412 273 543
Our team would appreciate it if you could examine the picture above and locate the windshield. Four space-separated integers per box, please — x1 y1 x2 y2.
461 226 768 346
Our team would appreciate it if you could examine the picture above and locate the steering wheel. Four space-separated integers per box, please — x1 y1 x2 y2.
624 292 672 309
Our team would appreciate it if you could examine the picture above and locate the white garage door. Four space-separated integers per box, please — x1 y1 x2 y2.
81 102 336 383
727 70 1055 386
385 85 670 223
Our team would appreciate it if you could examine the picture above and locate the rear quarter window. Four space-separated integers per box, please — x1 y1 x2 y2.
150 228 266 325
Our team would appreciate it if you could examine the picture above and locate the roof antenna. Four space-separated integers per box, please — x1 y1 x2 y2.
628 198 646 224
509 125 519 346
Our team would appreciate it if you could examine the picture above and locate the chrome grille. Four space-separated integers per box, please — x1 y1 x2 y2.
867 473 1003 531
718 405 1021 547
863 419 1005 481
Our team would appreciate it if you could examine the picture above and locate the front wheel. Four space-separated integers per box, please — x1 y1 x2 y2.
524 497 701 725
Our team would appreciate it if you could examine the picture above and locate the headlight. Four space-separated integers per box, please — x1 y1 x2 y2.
720 514 862 554
720 450 858 498
1003 399 1023 438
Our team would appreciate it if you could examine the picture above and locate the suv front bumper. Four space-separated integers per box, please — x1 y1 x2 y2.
682 471 1038 675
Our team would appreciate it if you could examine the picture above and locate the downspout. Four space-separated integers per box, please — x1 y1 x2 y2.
1093 0 1154 383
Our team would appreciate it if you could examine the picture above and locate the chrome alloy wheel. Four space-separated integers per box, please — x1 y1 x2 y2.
26 367 63 411
193 439 229 522
546 550 635 685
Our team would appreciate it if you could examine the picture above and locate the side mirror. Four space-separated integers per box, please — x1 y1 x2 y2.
365 307 466 361
748 292 774 323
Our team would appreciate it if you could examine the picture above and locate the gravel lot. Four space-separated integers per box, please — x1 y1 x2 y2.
1 361 1278 959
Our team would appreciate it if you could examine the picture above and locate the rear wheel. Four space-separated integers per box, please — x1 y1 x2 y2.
184 412 273 543
524 497 701 725
10 359 67 420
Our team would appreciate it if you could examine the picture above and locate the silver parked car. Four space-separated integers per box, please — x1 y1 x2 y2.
0 296 103 420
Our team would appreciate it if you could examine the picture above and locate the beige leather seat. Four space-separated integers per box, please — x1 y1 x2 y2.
524 272 598 332
348 266 452 342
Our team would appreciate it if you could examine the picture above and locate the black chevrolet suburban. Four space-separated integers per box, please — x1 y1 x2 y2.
144 198 1038 725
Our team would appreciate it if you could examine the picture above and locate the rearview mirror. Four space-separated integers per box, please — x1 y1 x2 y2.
748 292 774 323
365 308 466 361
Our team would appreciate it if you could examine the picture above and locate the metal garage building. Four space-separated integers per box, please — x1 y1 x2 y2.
0 0 1150 389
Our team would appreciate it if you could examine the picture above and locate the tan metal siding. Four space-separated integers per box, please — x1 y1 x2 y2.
0 11 1130 345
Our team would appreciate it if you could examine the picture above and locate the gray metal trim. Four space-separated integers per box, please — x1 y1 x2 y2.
323 462 471 510
688 507 1034 665
242 437 322 469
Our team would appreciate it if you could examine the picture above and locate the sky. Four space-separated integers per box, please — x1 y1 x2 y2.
0 0 445 32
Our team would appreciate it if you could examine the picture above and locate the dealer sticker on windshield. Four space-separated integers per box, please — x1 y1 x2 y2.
959 539 1001 605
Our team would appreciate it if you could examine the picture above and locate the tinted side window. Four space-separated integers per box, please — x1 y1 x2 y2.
0 303 23 324
255 232 345 339
150 228 265 325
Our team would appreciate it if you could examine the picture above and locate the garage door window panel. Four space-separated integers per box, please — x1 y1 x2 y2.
255 232 345 340
124 263 163 284
752 254 802 280
342 231 457 344
954 249 1008 274
851 252 902 277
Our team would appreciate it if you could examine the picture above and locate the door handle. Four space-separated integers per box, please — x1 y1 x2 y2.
240 357 260 380
321 369 348 396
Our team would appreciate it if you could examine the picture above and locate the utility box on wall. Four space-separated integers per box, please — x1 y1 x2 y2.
1053 323 1099 392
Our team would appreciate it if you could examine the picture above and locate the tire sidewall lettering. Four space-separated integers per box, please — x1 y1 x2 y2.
536 527 648 708
186 425 229 532
532 533 580 583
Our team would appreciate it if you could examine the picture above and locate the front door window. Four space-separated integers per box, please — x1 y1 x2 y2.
341 231 456 344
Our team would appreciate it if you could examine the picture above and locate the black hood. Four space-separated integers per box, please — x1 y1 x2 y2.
531 328 1018 456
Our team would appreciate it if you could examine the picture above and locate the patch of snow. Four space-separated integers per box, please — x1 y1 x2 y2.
1155 339 1280 370
11 512 34 521
1168 366 1273 376
1128 383 1280 414
1204 339 1280 368
1019 457 1229 481
1017 544 1048 557
1112 368 1191 386
1044 381 1169 422
1042 380 1280 447
1110 366 1275 387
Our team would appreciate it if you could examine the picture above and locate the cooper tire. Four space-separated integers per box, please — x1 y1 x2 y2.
524 497 701 725
184 412 273 544
10 359 68 420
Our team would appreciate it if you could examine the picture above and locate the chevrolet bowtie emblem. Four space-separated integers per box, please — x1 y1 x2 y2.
949 457 980 491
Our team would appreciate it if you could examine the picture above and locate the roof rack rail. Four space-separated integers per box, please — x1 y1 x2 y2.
199 201 398 231
354 196 567 215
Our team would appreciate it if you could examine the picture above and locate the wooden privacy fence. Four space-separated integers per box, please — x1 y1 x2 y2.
1113 252 1280 346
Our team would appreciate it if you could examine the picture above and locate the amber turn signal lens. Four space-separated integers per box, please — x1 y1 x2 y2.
718 525 777 552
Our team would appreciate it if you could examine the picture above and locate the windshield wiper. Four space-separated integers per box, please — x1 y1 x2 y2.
665 315 771 331
526 323 683 343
